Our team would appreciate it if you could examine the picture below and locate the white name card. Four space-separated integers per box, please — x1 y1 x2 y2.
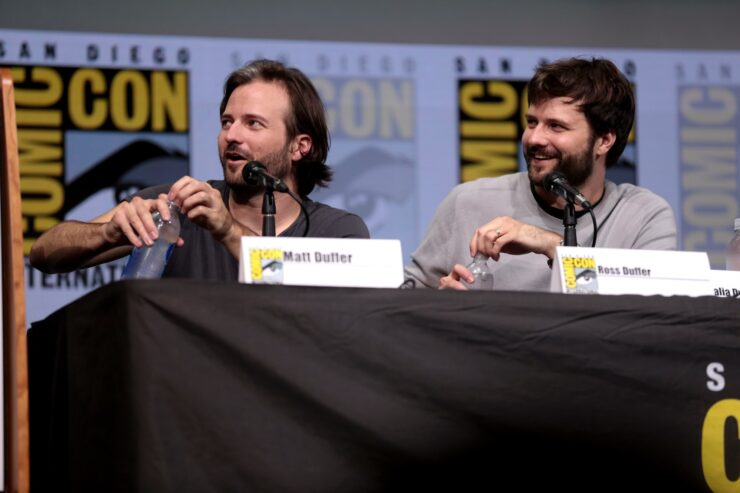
709 269 740 299
238 237 404 288
550 246 713 296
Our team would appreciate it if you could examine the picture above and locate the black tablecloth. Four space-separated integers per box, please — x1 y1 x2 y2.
28 280 740 492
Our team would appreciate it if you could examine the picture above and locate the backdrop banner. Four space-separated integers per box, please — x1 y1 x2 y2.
0 29 738 322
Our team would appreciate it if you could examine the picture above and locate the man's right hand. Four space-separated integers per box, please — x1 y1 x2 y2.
438 263 475 290
101 194 180 248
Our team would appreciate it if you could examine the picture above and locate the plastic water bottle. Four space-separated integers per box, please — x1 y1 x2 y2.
121 201 180 279
464 252 494 290
726 218 740 271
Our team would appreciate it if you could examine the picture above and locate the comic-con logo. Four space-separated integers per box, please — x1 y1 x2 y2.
10 65 189 256
562 255 598 293
249 248 284 284
457 76 637 185
458 79 528 182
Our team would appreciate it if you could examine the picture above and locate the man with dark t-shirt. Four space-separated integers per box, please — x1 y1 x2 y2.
30 59 369 280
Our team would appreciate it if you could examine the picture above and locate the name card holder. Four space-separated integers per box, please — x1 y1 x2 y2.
550 246 713 297
239 237 404 288
709 270 740 299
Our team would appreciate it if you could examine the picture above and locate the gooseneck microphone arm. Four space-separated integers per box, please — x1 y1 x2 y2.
563 202 578 247
543 172 592 210
242 160 310 237
261 184 276 237
543 172 597 248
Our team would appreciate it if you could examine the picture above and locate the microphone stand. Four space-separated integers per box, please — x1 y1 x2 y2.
261 183 276 236
562 201 578 246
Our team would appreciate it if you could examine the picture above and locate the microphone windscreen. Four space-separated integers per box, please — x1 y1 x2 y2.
543 172 565 194
243 161 265 185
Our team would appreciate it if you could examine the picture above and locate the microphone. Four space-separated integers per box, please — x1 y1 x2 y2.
543 172 592 209
242 161 289 193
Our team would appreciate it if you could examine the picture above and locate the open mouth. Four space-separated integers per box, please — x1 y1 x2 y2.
225 151 245 160
223 150 249 167
529 153 558 164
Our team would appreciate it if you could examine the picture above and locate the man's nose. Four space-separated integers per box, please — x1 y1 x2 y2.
525 124 548 147
224 121 243 143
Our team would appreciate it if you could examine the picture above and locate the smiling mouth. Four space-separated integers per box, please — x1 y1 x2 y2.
526 145 558 162
529 153 558 163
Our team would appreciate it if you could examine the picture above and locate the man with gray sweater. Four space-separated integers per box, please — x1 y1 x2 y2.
404 57 677 291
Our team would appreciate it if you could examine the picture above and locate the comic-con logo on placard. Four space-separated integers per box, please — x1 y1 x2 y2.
249 248 284 284
561 255 599 293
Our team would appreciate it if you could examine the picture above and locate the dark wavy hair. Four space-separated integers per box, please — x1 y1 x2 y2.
527 57 635 168
220 59 332 196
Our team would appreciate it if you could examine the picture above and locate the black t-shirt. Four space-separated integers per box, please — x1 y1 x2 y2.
134 180 370 281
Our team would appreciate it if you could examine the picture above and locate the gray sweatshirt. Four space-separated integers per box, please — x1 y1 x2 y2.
404 172 677 291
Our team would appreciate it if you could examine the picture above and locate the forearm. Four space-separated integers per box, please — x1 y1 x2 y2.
29 220 132 274
212 221 252 261
529 227 564 260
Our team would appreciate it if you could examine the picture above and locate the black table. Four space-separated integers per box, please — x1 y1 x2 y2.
28 280 740 492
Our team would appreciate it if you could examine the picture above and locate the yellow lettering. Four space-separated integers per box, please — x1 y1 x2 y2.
151 71 188 132
250 250 263 281
18 130 63 176
460 141 518 181
378 79 413 139
20 177 64 215
460 121 517 139
68 68 108 129
13 67 63 106
460 80 520 181
312 78 337 131
681 128 736 143
681 88 737 125
15 109 61 127
340 80 375 138
110 70 149 131
683 193 738 228
681 147 737 190
459 81 517 119
572 258 595 269
702 399 740 492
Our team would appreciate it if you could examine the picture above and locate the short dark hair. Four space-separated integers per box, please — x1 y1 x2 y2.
527 57 635 168
220 59 332 196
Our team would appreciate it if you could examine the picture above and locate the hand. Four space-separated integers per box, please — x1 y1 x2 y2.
167 176 235 242
470 216 562 261
102 194 175 248
438 263 474 290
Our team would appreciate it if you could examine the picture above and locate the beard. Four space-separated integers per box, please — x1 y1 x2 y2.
525 133 596 189
220 143 292 192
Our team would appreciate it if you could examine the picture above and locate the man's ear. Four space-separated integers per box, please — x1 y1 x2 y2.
290 134 312 161
595 130 617 159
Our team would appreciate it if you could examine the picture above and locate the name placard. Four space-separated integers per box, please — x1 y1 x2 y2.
239 237 404 288
709 269 740 299
550 246 713 296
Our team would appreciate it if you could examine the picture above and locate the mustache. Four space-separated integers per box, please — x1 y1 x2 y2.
524 144 560 160
223 143 253 160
